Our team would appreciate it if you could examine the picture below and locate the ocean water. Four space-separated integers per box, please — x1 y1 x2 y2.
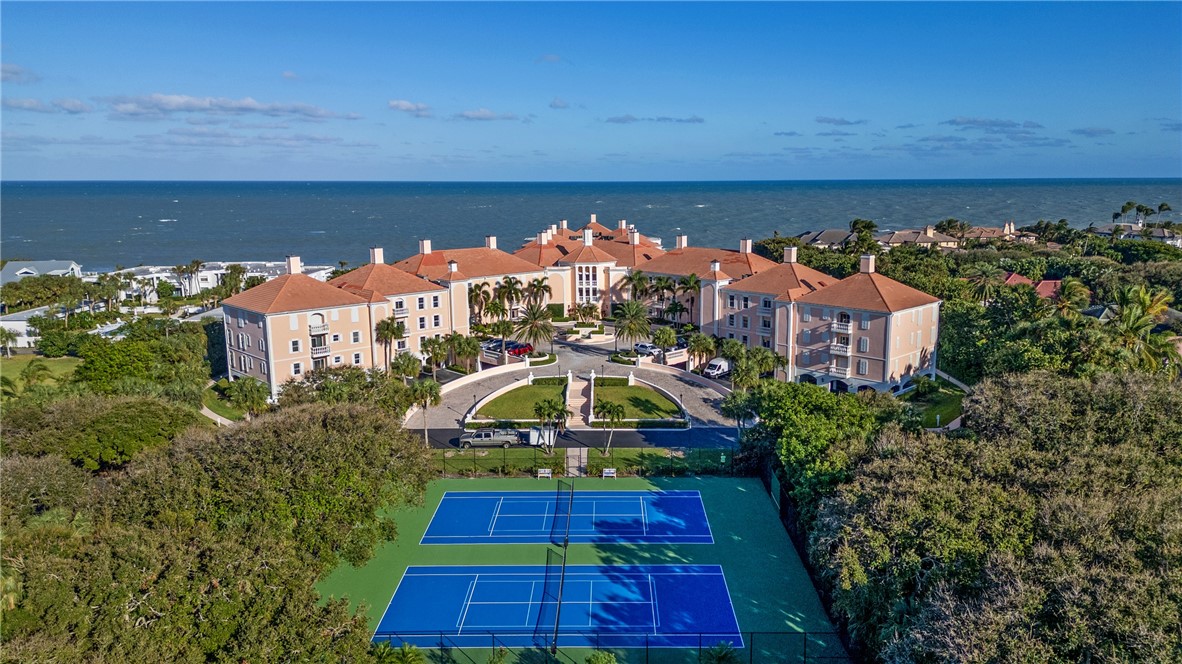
2 179 1180 273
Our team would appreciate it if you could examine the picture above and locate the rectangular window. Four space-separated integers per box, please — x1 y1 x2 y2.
821 309 831 321
395 299 404 311
333 355 343 365
247 357 254 371
259 339 265 352
237 315 244 328
741 316 749 329
432 295 440 308
857 359 868 375
742 297 750 309
761 317 771 329
802 350 811 363
741 335 748 344
802 308 812 322
418 316 427 330
762 298 772 309
291 339 301 353
728 314 735 326
261 362 268 375
352 331 361 343
397 339 407 350
432 314 441 327
761 338 771 348
727 295 736 309
331 333 341 343
293 362 302 376
858 337 870 353
352 353 362 365
417 297 425 309
860 315 870 330
727 333 734 339
803 329 811 343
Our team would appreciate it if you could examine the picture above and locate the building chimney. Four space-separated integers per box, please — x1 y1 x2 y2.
551 223 560 234
590 213 597 225
1004 220 1014 235
710 259 721 273
783 246 798 263
286 255 302 275
448 260 458 274
924 225 935 237
485 235 497 250
618 219 627 230
583 229 593 247
629 229 640 245
676 234 688 249
419 239 432 255
860 254 876 274
369 247 384 264
537 231 547 245
739 238 753 254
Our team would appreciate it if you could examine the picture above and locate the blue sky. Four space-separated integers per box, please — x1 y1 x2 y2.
2 1 1180 180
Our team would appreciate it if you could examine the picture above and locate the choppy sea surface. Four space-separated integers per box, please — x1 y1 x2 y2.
2 179 1179 273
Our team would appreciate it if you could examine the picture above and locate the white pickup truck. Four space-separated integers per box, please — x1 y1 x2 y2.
458 429 521 448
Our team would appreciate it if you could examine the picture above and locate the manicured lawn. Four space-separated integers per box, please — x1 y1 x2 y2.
902 378 966 428
476 383 565 420
202 386 246 421
0 354 82 388
594 384 681 419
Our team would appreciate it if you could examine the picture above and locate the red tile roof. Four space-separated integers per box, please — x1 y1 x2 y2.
1003 272 1034 286
1034 279 1062 298
328 263 445 295
723 262 835 301
796 271 940 313
636 247 776 280
223 274 369 314
393 247 544 280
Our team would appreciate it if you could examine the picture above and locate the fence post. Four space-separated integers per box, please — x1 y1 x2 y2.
803 631 808 663
472 447 477 476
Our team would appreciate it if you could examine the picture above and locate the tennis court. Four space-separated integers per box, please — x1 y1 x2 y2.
421 489 714 545
373 564 742 649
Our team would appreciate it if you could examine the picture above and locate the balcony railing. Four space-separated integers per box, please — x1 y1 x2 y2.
831 321 852 334
309 323 330 335
393 307 409 318
829 342 851 356
310 345 331 358
828 363 851 378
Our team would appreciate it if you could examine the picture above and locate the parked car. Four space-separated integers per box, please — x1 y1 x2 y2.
703 358 730 378
458 429 521 448
634 342 662 356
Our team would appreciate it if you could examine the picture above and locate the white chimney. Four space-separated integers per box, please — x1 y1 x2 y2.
860 254 876 274
448 260 458 274
419 239 432 255
590 213 597 225
485 235 497 250
676 234 688 249
537 231 547 244
783 246 798 263
583 229 593 247
544 229 553 243
370 247 384 264
923 225 935 237
710 259 721 273
739 238 753 254
618 219 627 230
286 255 302 275
560 219 568 230
629 230 640 245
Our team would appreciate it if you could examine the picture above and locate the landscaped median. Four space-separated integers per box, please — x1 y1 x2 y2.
466 375 567 429
900 376 967 428
431 445 743 478
590 376 687 429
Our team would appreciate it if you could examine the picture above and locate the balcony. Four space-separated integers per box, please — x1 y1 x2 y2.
828 363 851 378
309 323 330 335
831 321 852 334
310 344 331 358
829 342 851 356
392 306 409 318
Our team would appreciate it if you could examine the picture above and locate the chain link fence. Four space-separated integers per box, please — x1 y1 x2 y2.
434 446 752 478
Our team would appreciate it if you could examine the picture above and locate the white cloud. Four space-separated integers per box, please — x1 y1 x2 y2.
454 108 518 121
774 131 802 137
549 97 570 110
53 98 94 114
282 71 299 80
103 93 358 120
816 116 867 126
1 64 40 84
388 99 432 118
537 54 563 64
2 98 53 113
605 114 704 125
1070 127 1115 137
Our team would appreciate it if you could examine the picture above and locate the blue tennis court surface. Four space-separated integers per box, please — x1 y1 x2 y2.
374 564 742 649
421 490 714 545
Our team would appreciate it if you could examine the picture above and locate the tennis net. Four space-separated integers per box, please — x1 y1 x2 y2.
549 480 574 653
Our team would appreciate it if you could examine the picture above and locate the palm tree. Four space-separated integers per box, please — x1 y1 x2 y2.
687 333 716 369
453 334 482 373
188 259 206 296
1052 277 1091 320
575 302 600 325
408 379 442 447
613 300 650 353
963 263 1005 303
651 276 676 307
420 336 447 381
443 331 465 367
1110 285 1177 374
172 264 190 297
621 270 648 301
593 399 626 454
0 327 17 358
0 375 18 401
664 300 688 324
468 282 492 324
486 299 508 323
495 276 524 315
678 274 702 323
1121 200 1137 223
19 358 52 388
526 276 552 307
489 319 514 364
514 303 555 356
652 326 677 352
226 377 270 417
375 317 406 368
390 352 422 385
533 397 571 451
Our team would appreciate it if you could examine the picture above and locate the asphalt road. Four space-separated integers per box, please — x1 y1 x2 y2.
421 425 738 450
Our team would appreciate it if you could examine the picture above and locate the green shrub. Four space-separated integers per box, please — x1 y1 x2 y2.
586 652 618 664
594 377 629 387
546 303 564 318
532 376 567 385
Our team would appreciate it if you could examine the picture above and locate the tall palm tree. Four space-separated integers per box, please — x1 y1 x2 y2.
687 333 716 369
1110 285 1177 374
664 300 688 324
613 300 650 353
495 276 524 315
1120 200 1137 223
390 352 422 385
620 270 648 301
678 273 702 323
489 319 514 364
513 303 555 356
576 302 600 325
408 379 442 447
443 331 465 367
226 377 270 418
593 399 626 454
468 282 492 324
453 334 482 373
651 276 676 307
172 264 190 297
486 299 508 323
526 277 552 307
375 317 406 368
1052 277 1091 320
420 336 448 381
963 263 1005 303
0 327 17 358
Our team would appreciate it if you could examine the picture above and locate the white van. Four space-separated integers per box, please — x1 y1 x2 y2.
703 358 730 378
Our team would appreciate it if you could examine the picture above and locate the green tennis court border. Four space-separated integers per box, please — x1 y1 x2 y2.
318 476 840 658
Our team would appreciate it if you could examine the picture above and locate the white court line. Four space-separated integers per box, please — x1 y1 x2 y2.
456 576 479 633
371 568 412 639
649 574 659 629
487 497 504 534
640 498 649 535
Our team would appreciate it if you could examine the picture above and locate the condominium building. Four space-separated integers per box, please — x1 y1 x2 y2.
222 215 942 398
